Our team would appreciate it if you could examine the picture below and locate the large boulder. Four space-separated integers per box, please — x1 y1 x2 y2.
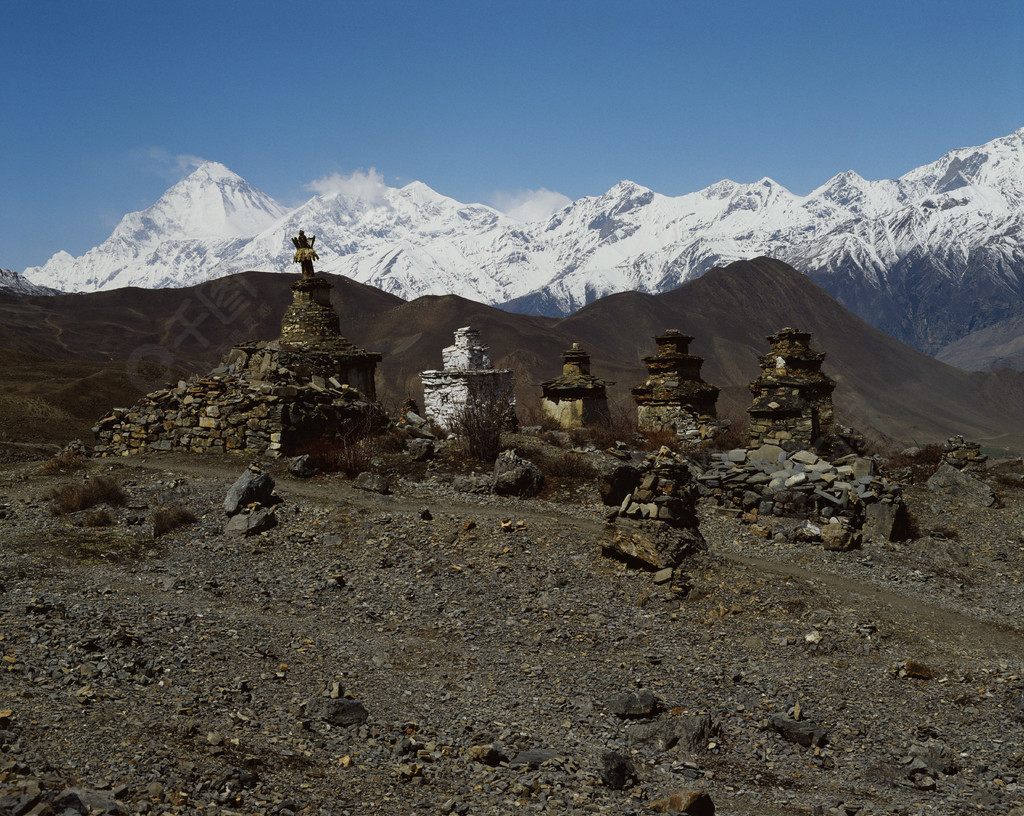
601 517 705 570
493 450 544 497
597 460 642 507
926 463 996 507
224 468 276 516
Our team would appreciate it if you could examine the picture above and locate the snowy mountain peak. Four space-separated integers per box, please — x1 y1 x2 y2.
23 163 288 291
19 127 1024 354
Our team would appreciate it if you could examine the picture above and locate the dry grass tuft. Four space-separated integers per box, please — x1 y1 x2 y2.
152 504 197 537
82 508 113 528
46 476 126 516
39 450 87 475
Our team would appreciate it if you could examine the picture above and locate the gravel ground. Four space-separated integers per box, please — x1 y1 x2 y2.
2 445 1024 816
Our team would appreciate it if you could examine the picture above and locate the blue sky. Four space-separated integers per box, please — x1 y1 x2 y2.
2 0 1022 272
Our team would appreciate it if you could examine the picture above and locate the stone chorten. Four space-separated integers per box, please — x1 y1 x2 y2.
631 330 719 439
421 327 516 431
94 230 385 457
747 326 835 450
539 343 614 428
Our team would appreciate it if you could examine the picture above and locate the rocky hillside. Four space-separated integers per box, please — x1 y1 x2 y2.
2 435 1023 816
4 259 1024 452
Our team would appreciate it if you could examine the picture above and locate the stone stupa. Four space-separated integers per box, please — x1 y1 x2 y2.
94 230 386 457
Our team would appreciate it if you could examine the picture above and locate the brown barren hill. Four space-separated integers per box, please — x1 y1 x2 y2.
2 258 1024 451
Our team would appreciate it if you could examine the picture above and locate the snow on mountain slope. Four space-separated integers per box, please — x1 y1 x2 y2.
20 128 1024 352
0 269 61 297
23 163 289 291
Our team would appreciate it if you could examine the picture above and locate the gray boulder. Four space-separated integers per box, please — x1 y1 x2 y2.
224 507 277 538
493 450 544 497
224 468 276 516
926 463 996 507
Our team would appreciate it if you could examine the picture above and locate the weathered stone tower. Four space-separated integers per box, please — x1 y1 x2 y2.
94 231 385 457
747 327 835 451
421 327 516 431
539 343 613 428
631 330 719 439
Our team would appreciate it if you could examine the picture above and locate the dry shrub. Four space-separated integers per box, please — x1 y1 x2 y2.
702 418 749 452
449 393 515 463
884 444 945 482
638 429 683 452
152 504 197 537
46 476 126 515
40 450 87 475
536 450 600 480
82 508 113 528
299 428 407 478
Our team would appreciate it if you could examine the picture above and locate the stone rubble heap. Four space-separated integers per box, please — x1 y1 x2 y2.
94 344 387 458
602 447 706 569
695 445 906 540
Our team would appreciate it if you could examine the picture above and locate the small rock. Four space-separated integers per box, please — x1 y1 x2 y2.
607 689 658 718
288 455 319 478
599 750 636 789
353 472 390 494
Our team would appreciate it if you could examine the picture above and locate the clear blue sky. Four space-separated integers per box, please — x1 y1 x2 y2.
2 0 1022 272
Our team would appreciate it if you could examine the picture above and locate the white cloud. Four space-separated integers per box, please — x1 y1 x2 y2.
140 148 208 180
305 167 389 204
490 187 572 222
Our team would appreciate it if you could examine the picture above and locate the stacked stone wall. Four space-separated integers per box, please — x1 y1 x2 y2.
95 341 386 458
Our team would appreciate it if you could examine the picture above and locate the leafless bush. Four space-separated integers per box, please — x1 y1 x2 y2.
46 476 126 516
152 504 197 537
449 391 516 463
883 444 945 483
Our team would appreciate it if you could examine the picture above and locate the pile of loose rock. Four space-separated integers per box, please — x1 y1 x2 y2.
601 447 705 569
695 445 906 540
941 435 987 473
94 343 387 458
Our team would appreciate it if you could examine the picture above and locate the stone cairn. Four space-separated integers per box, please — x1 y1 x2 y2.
942 435 987 473
601 447 705 570
695 444 906 541
94 231 386 458
631 330 720 441
421 327 516 432
539 343 614 429
747 327 835 451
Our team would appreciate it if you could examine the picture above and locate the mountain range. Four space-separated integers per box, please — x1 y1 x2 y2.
4 258 1024 453
20 128 1024 360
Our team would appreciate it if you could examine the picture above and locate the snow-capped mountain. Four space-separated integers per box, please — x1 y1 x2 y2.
0 268 60 297
22 128 1024 353
24 162 289 291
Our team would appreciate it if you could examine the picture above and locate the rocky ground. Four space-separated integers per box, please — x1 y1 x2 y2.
2 437 1024 816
